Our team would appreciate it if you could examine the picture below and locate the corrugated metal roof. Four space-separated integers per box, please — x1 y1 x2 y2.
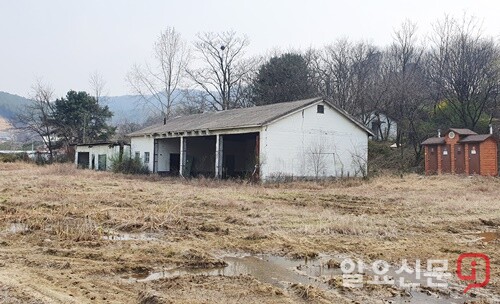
128 97 374 137
74 141 130 147
421 137 446 145
459 134 495 143
446 128 477 135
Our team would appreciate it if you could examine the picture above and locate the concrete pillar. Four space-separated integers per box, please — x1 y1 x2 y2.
179 137 187 177
89 147 93 170
215 134 223 178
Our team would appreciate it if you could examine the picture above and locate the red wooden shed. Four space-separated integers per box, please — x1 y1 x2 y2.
421 128 498 176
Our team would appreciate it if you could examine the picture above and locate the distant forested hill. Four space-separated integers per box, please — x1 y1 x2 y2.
0 91 31 121
0 90 195 126
0 91 145 125
104 95 150 124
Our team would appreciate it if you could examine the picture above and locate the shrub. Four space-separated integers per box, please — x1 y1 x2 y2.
0 153 28 163
110 154 149 175
33 153 71 166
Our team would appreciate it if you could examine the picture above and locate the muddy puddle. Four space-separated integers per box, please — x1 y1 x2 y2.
478 231 498 242
121 253 488 303
123 253 339 289
461 231 498 243
387 291 465 304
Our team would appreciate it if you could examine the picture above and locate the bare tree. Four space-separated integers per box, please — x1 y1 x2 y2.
323 39 354 110
172 89 210 116
306 141 330 180
188 31 254 110
304 47 325 97
428 15 500 129
89 71 107 104
351 43 386 121
349 143 368 178
17 80 57 160
310 40 385 123
126 27 189 119
384 20 431 166
114 118 142 141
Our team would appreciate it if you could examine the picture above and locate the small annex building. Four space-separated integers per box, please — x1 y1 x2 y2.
74 142 131 171
127 97 374 180
363 111 398 141
421 128 498 176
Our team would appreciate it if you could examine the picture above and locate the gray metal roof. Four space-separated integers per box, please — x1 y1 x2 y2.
421 137 446 145
74 142 130 147
128 97 374 137
460 134 495 143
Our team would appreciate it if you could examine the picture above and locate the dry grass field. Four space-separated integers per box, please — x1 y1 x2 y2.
0 162 499 303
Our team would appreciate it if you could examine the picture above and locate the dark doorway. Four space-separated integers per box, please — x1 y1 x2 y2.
169 153 180 176
77 152 90 169
224 155 236 177
469 145 480 174
427 146 438 174
185 136 216 177
222 132 258 178
454 144 465 174
441 145 451 173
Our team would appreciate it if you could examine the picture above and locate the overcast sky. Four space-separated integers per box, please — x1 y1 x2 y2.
1 0 499 98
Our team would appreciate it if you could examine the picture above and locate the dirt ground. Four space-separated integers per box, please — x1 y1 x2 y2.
0 162 498 303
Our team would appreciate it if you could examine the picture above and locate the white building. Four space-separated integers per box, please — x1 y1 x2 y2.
128 98 374 180
75 142 130 171
364 111 398 141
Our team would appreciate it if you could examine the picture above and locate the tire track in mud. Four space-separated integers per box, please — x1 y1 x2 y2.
0 266 80 303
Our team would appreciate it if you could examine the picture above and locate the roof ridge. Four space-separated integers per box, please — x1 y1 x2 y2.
127 97 373 137
446 128 477 135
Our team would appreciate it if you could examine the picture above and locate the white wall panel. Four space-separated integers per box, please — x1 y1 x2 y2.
260 102 368 179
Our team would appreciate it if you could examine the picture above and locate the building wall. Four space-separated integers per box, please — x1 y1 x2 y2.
464 144 470 174
437 145 442 174
444 134 460 173
424 146 429 174
423 132 498 176
75 144 130 171
260 101 368 179
424 145 439 175
131 136 154 172
479 138 498 176
156 138 179 172
132 133 259 176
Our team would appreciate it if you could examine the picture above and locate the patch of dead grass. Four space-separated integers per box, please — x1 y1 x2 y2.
0 163 499 302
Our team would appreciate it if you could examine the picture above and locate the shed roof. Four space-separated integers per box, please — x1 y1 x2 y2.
128 97 374 137
459 134 495 143
74 141 130 147
446 128 477 135
421 137 446 145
